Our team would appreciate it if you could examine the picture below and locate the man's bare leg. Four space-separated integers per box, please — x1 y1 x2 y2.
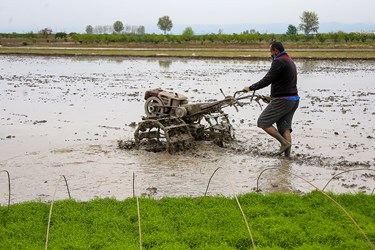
282 129 291 157
262 126 291 155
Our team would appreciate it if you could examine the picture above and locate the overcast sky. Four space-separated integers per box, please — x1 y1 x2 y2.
1 0 374 33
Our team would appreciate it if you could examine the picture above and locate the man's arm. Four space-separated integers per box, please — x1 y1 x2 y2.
250 60 283 91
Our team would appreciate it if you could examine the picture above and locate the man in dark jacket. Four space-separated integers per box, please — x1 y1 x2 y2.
243 41 299 157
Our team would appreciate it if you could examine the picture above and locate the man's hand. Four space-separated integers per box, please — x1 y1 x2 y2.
243 86 252 93
262 96 272 103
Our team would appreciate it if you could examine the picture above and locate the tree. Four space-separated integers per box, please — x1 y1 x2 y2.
299 11 319 36
103 25 113 34
137 26 145 35
286 24 298 35
55 32 67 39
39 28 52 38
157 16 173 34
113 20 124 33
86 25 93 34
316 33 326 43
182 27 194 37
94 25 104 34
242 29 258 34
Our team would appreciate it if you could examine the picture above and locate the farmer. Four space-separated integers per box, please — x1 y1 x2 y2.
243 41 299 157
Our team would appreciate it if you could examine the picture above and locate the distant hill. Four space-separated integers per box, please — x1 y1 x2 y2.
148 22 375 35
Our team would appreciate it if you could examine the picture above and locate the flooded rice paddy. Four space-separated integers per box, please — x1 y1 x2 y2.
0 55 374 204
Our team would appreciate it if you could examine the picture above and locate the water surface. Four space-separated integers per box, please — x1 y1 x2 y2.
0 56 374 203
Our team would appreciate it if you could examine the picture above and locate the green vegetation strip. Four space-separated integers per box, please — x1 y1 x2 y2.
1 192 374 249
1 47 375 59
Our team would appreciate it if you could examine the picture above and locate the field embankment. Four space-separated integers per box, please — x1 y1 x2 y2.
1 46 375 60
2 32 375 59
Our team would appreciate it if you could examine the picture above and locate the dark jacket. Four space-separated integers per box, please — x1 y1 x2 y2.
250 54 298 97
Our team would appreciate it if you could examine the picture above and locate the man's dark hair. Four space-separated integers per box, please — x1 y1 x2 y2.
270 41 285 52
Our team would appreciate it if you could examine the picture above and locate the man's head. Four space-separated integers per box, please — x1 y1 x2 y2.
269 41 285 59
270 41 285 53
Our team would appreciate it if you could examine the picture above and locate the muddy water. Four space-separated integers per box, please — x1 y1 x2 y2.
0 55 374 204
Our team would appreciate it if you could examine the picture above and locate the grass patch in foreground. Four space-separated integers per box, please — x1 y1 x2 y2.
0 192 374 249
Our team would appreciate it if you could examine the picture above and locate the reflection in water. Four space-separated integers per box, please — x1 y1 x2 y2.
275 159 292 192
71 56 125 64
262 158 292 193
299 60 320 73
111 57 126 64
158 60 173 71
297 59 372 74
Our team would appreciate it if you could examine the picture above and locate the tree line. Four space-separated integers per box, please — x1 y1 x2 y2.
1 11 374 46
1 30 374 47
85 16 172 35
83 12 318 36
68 32 375 46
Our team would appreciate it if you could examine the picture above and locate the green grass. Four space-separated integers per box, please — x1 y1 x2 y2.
0 192 374 249
1 47 375 59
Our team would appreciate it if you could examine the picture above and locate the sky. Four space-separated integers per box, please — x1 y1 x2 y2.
1 0 374 34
